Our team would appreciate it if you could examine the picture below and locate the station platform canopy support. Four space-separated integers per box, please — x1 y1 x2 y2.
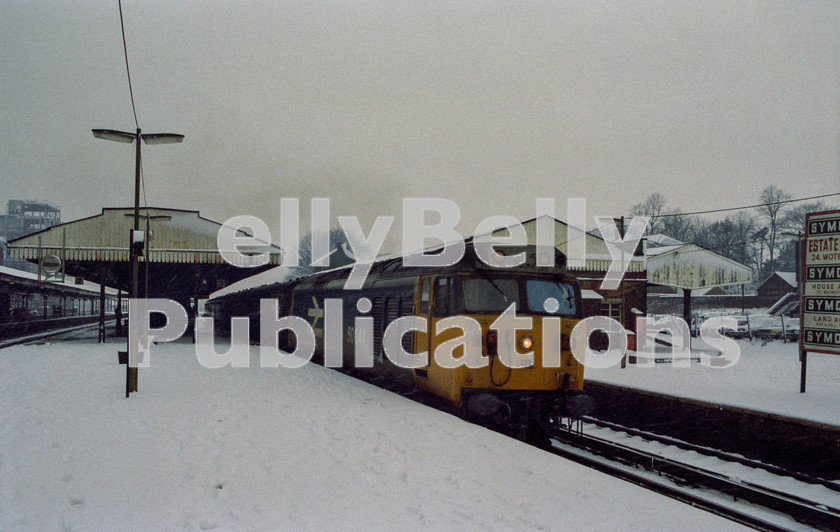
6 207 284 335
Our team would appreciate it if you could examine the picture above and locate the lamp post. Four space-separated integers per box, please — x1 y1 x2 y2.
92 128 184 397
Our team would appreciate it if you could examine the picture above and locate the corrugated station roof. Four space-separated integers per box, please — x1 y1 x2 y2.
6 207 284 299
645 242 752 289
7 207 282 266
498 215 646 273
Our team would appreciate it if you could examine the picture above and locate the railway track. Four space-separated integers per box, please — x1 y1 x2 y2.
330 368 840 530
0 321 111 348
549 418 840 531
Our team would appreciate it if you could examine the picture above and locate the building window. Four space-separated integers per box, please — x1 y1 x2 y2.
600 299 623 325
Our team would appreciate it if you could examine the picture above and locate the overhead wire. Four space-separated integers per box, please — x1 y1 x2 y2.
116 0 150 210
553 191 840 251
655 192 840 218
635 192 840 257
117 0 139 130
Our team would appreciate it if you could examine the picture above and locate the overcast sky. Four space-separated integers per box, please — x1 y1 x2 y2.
1 1 838 250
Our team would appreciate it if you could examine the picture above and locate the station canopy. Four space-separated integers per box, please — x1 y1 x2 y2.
6 207 283 300
645 238 752 290
486 215 647 273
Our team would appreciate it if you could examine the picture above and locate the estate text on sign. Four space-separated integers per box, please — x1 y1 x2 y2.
801 210 840 355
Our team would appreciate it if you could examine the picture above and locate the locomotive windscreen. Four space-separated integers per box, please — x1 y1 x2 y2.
433 275 579 317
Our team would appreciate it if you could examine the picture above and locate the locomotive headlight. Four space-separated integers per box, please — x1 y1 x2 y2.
519 335 534 351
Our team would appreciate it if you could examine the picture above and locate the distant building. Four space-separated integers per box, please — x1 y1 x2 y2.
0 200 60 269
4 200 60 234
756 271 797 298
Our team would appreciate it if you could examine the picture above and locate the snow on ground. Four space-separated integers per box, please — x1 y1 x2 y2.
588 336 840 428
0 339 745 531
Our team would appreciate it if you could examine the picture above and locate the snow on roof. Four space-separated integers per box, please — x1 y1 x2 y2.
645 233 684 246
773 271 797 287
644 244 685 257
767 292 798 315
208 265 303 299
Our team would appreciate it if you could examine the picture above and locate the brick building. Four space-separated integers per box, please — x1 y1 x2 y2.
756 272 797 298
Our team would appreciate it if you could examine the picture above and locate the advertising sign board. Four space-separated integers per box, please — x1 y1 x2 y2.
801 209 840 355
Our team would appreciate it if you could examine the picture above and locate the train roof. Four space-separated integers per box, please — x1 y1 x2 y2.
208 265 304 300
209 242 572 301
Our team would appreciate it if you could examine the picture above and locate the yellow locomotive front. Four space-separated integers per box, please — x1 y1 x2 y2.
410 262 586 434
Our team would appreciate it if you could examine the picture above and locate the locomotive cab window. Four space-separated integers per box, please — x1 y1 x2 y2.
434 277 458 316
526 280 577 315
462 278 518 313
418 278 430 314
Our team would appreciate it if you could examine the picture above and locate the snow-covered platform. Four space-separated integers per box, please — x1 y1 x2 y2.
0 340 744 531
587 338 840 429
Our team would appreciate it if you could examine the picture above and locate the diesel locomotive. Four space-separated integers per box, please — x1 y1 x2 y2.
208 242 588 436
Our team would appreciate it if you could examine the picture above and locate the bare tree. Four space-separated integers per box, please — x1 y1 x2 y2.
694 218 736 258
659 209 698 243
692 211 759 269
780 200 834 234
776 200 835 271
751 227 768 275
630 193 669 234
757 185 792 274
729 211 760 269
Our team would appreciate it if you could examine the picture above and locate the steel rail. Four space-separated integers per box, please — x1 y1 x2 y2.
582 416 840 493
